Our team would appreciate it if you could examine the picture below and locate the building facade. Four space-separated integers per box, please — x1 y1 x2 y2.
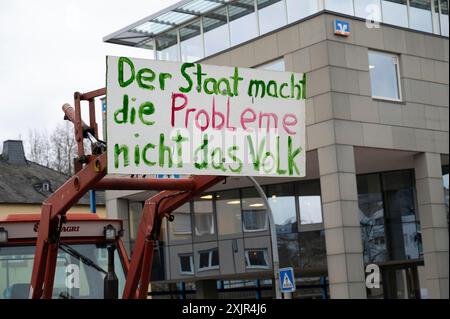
104 0 449 299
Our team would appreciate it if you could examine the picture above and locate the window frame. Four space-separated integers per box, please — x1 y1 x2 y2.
198 248 220 271
242 209 269 232
244 249 270 269
171 211 193 235
179 253 194 275
368 50 403 102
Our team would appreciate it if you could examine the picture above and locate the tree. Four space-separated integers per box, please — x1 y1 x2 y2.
26 121 85 176
27 129 51 167
50 121 78 176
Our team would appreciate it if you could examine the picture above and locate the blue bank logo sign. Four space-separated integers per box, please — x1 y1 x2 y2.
334 19 350 36
279 267 296 293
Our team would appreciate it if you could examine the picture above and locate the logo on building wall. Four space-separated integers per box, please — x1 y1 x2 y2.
334 19 350 37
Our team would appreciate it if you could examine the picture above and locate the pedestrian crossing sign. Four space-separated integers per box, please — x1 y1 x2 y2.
279 267 296 293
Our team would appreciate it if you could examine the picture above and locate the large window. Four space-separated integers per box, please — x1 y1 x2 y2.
382 0 409 27
156 29 179 61
198 249 219 271
297 180 323 225
357 174 388 263
439 0 449 36
194 196 215 237
229 0 258 46
409 0 433 32
241 188 269 232
354 0 382 21
382 171 420 260
245 249 270 269
286 0 318 23
267 183 297 234
216 190 242 236
169 203 192 241
180 19 203 62
257 0 286 35
368 51 401 101
179 254 194 274
325 0 355 15
203 7 230 56
357 170 422 264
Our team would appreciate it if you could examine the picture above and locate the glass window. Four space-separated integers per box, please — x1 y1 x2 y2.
0 244 126 299
354 0 382 21
203 7 230 56
229 0 258 46
211 249 219 267
439 0 449 36
245 249 269 268
179 254 194 274
267 183 297 234
241 188 268 232
156 29 179 61
368 51 401 100
357 174 388 263
194 196 215 236
256 58 286 71
298 231 327 269
169 203 192 241
277 233 300 268
198 249 219 270
180 19 203 62
257 0 286 35
382 0 408 28
286 0 318 23
216 190 242 236
325 0 355 15
298 196 323 224
409 0 433 32
296 180 323 225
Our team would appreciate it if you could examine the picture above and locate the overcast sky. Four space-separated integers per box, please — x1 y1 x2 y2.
0 0 179 147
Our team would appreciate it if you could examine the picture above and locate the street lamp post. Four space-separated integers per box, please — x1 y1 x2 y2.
247 176 282 299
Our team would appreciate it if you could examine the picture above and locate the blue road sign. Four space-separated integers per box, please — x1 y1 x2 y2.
279 267 296 293
334 19 350 37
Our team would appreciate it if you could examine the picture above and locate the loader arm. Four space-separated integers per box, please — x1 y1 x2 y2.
30 87 226 299
122 175 225 299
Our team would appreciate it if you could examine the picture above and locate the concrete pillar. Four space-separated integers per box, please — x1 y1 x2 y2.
105 195 131 255
414 152 449 299
195 280 218 299
318 144 367 299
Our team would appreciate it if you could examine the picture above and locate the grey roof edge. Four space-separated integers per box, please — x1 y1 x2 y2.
102 0 194 43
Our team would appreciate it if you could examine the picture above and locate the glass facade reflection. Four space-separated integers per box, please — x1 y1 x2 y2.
257 0 286 35
439 0 449 36
216 190 242 236
109 0 449 63
368 50 401 100
325 0 355 15
180 19 203 62
409 0 433 33
203 7 230 56
354 0 382 21
286 0 318 23
229 0 258 46
382 0 409 28
357 170 422 264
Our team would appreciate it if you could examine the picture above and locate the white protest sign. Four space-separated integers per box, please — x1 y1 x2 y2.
106 56 306 177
